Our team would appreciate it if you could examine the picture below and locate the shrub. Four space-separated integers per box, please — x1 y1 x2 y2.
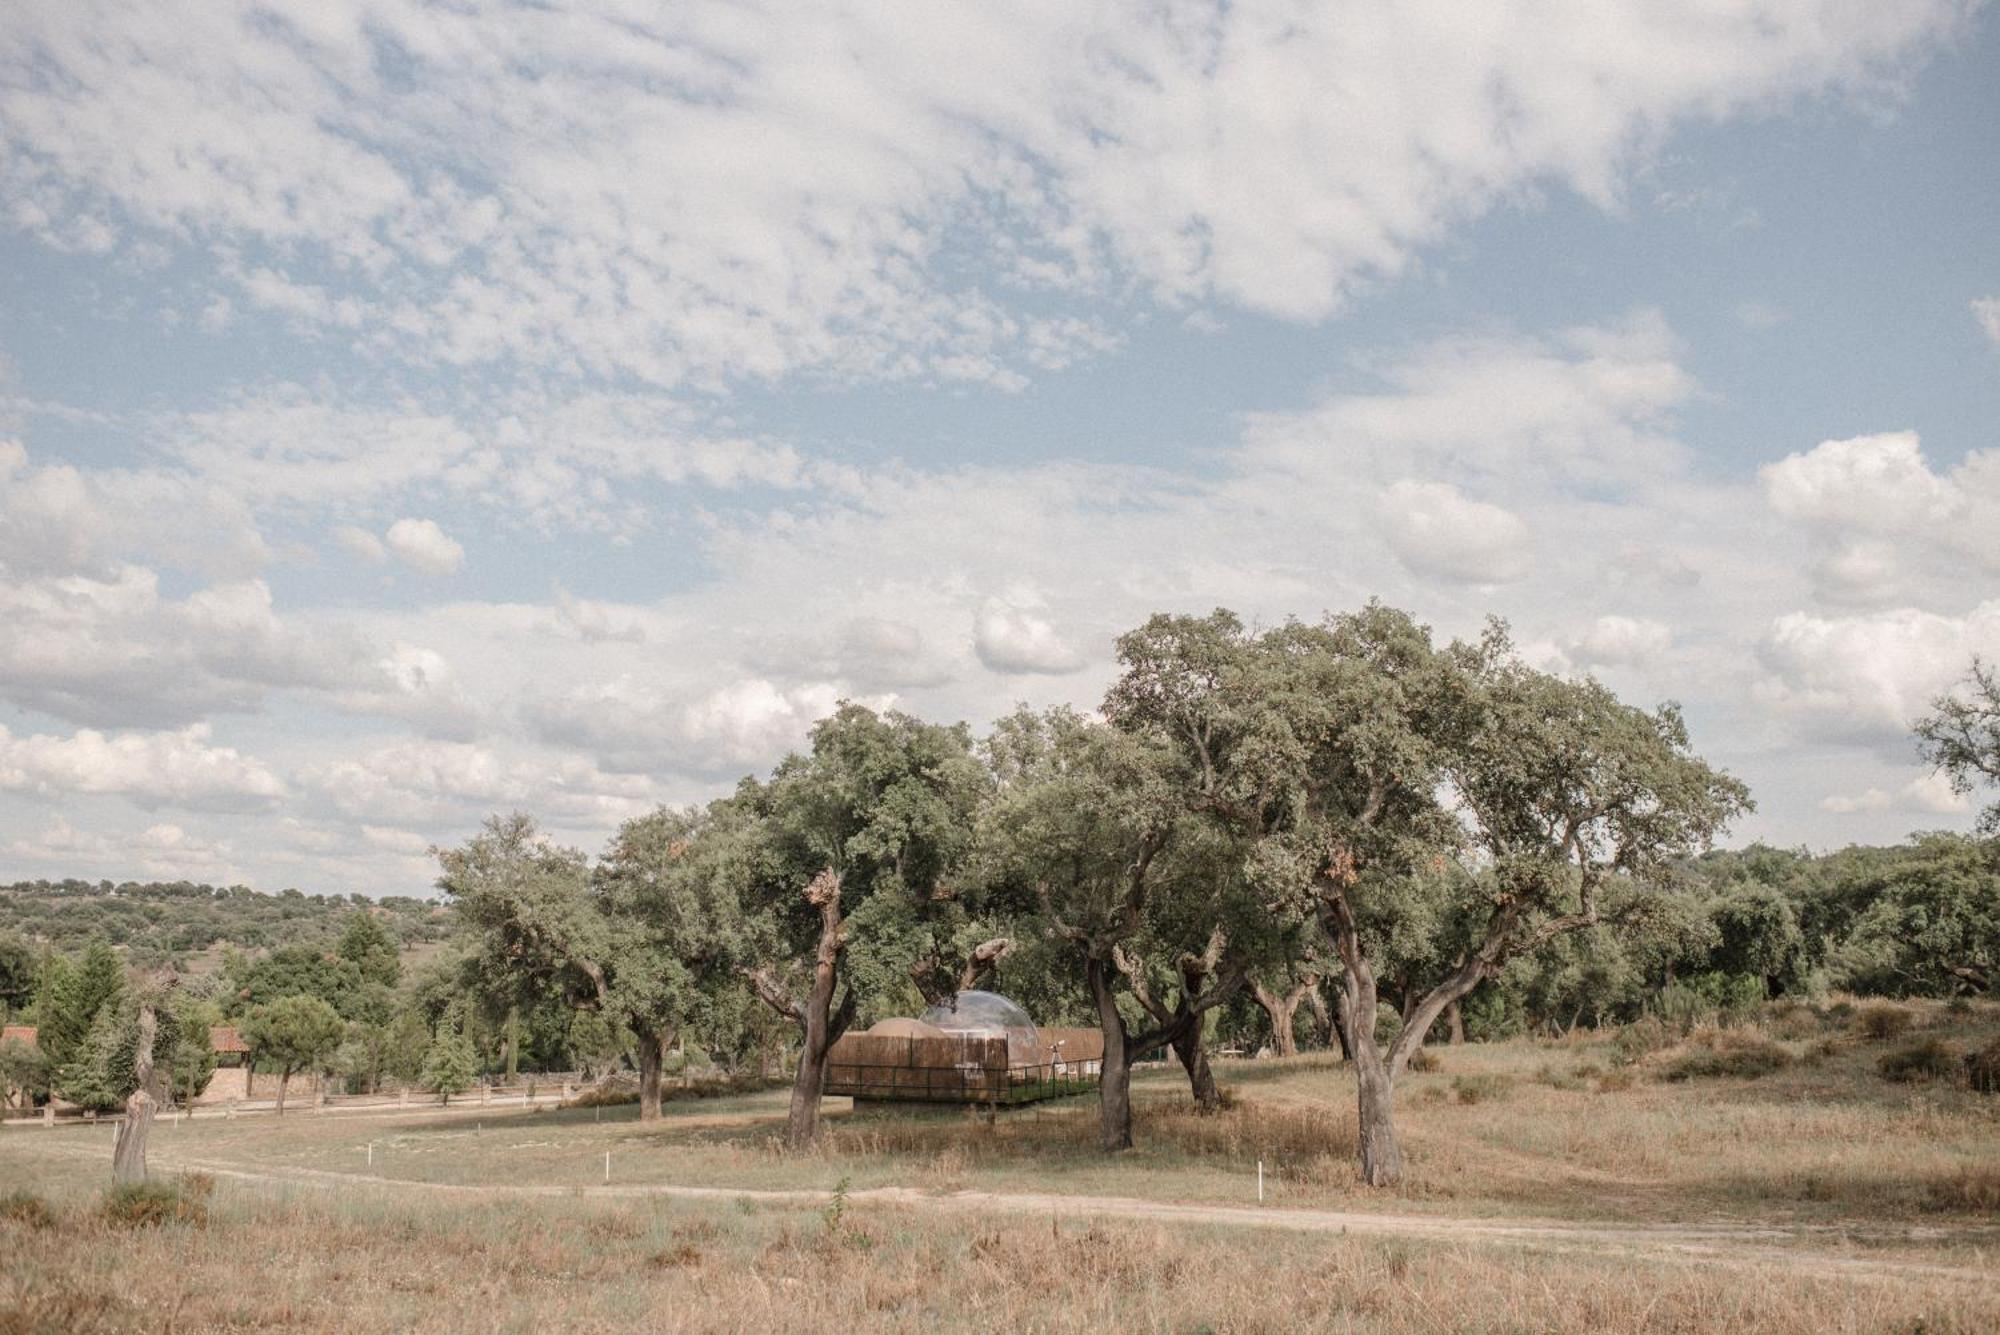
1766 1005 1828 1042
1406 1047 1441 1073
1878 1038 1960 1084
101 1175 212 1229
1965 1037 2000 1094
1612 1015 1674 1065
1 1189 56 1230
1451 1075 1512 1105
1655 1030 1793 1081
1924 1165 2000 1214
1595 1069 1634 1094
1852 1002 1912 1041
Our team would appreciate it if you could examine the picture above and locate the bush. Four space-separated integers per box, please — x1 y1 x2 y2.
1612 1015 1674 1065
1 1189 56 1229
1405 1047 1441 1073
1655 1030 1793 1081
1766 1004 1829 1042
1878 1037 1960 1084
101 1175 213 1229
1852 1002 1912 1041
1450 1074 1512 1105
564 1077 639 1109
1925 1165 2000 1214
1595 1069 1635 1094
1965 1037 2000 1094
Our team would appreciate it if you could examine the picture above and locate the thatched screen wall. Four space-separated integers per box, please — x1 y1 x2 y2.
825 1025 1104 1104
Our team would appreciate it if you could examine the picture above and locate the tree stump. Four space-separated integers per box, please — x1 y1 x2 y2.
112 1002 159 1184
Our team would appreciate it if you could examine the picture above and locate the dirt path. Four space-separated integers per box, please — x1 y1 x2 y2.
60 1142 1996 1289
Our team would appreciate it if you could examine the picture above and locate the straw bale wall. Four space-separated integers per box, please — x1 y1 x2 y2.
826 1024 1106 1102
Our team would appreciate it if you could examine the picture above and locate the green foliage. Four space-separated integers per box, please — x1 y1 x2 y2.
241 994 344 1079
36 939 124 1069
0 930 35 1018
1917 658 2000 835
59 1001 139 1112
0 880 446 971
421 1020 479 1101
336 911 402 988
0 1036 50 1107
223 944 361 1018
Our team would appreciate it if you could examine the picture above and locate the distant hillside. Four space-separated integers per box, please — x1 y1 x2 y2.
0 879 454 970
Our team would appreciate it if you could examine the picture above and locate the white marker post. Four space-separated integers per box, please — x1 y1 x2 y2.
367 1142 374 1169
1257 1159 1264 1203
603 1150 610 1184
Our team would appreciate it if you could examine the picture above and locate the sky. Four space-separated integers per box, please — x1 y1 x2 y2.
1 1 1997 896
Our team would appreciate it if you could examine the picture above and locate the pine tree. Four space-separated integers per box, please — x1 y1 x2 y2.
61 1002 136 1113
421 1021 478 1105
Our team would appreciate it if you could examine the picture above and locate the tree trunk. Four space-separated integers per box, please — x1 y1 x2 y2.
1089 956 1134 1152
1354 1045 1403 1188
637 1028 665 1122
275 1067 291 1116
1345 973 1405 1187
1446 999 1465 1045
112 1002 158 1184
1252 981 1304 1059
1303 984 1334 1052
1330 983 1355 1061
1169 1018 1221 1113
1321 884 1408 1187
782 870 850 1151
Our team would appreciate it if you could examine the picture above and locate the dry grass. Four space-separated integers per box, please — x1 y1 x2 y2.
2 1177 1996 1334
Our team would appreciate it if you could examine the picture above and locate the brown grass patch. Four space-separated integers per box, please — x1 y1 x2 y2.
1853 1002 1913 1041
1877 1037 1961 1084
1925 1164 2000 1214
1653 1029 1793 1081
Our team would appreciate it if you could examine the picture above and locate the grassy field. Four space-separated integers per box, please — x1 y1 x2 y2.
4 998 1997 1331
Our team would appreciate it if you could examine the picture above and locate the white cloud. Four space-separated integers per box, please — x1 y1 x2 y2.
522 675 875 776
298 738 656 830
1821 771 1970 816
1566 616 1674 669
1756 601 2000 741
973 600 1087 676
383 517 464 576
0 3 1963 387
333 525 386 564
0 723 285 810
0 441 267 579
1759 431 2000 604
0 562 477 734
1377 481 1532 585
5 818 244 883
1762 431 1956 532
1973 297 2000 347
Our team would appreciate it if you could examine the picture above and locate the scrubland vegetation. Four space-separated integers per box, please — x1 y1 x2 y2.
5 997 1998 1332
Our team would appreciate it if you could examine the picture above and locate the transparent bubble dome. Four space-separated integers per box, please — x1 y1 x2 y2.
917 989 1037 1039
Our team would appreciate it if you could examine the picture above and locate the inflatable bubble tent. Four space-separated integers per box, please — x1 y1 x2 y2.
824 990 1104 1105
